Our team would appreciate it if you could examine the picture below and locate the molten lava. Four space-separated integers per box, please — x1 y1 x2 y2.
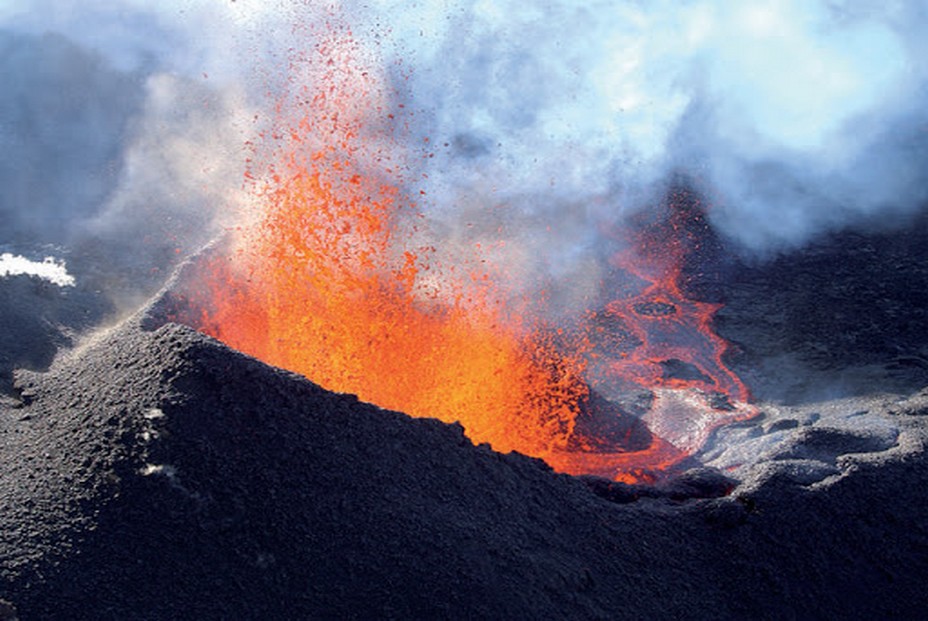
551 194 755 482
599 192 750 404
183 25 753 484
192 29 587 459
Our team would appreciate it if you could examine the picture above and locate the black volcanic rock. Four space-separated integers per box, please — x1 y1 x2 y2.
715 210 928 404
0 309 926 619
3 222 928 618
0 317 646 619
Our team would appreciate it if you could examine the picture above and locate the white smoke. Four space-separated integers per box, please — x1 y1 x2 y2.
347 0 927 254
0 253 74 287
0 0 265 306
1 0 926 313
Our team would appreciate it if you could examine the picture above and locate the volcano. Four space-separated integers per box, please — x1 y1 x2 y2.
4 4 928 618
2 214 928 619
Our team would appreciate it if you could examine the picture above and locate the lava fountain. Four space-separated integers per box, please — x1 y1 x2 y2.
179 25 754 483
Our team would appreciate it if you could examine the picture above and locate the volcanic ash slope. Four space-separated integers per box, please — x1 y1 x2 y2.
1 315 927 619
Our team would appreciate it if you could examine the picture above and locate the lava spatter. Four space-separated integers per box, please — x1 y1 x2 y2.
180 22 754 484
188 26 589 461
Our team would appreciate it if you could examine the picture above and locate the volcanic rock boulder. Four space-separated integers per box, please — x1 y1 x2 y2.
0 310 927 619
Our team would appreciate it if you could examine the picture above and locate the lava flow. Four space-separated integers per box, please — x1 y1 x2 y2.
541 192 755 483
180 26 754 484
600 191 750 403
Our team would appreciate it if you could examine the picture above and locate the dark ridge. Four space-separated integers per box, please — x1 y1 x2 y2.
580 466 735 504
0 312 926 619
567 390 654 452
1 319 614 619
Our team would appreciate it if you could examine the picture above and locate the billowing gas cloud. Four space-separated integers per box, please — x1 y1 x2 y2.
1 0 926 311
349 0 927 254
0 0 259 306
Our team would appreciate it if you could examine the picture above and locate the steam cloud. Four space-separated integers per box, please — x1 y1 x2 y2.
358 0 927 254
0 253 74 286
1 0 254 307
2 1 926 309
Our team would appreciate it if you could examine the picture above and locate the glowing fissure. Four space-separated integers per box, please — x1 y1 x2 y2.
603 194 750 404
187 27 753 483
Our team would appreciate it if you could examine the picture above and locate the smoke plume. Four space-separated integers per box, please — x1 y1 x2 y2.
353 0 927 254
2 0 926 310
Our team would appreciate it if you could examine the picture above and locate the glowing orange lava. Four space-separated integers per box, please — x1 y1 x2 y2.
192 28 587 459
181 25 753 484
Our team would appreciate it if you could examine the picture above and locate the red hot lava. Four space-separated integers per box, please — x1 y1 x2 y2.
603 193 751 404
553 193 755 482
181 26 754 484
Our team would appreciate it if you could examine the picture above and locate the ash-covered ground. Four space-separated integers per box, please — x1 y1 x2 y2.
1 216 928 620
